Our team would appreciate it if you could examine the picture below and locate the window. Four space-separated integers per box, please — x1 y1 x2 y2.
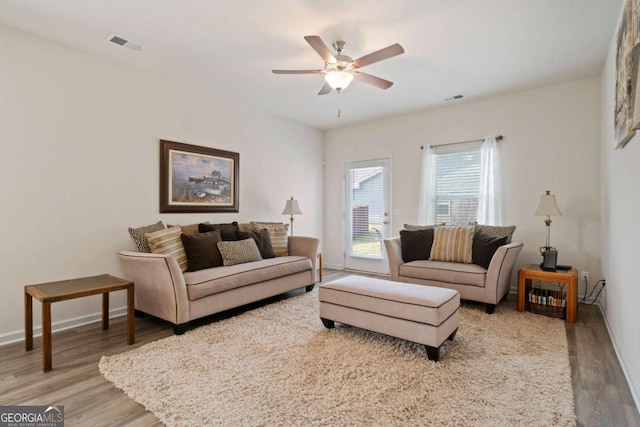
419 137 503 226
433 146 481 225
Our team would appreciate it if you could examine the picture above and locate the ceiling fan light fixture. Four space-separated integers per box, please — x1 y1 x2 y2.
325 70 353 91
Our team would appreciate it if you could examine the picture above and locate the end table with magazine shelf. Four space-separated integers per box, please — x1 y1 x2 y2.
517 264 578 323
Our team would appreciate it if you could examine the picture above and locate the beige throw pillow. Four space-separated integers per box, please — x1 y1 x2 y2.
250 222 289 256
430 226 475 264
217 238 263 266
146 226 188 272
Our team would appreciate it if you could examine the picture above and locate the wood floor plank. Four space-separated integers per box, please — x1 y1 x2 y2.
0 269 638 426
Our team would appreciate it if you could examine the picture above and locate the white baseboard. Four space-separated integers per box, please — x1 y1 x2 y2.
0 307 128 347
323 262 343 270
598 304 640 410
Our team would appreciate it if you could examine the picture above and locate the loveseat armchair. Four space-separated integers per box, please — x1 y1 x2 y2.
384 237 522 314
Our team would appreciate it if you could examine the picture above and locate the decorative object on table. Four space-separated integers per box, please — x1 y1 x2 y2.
159 140 239 213
534 190 562 270
615 0 635 148
281 197 302 235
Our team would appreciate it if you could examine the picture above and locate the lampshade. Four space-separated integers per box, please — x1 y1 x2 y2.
324 71 354 91
534 191 562 216
282 197 302 216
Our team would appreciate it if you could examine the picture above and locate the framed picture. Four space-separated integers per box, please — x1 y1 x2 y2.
160 140 239 213
615 0 635 148
631 0 640 131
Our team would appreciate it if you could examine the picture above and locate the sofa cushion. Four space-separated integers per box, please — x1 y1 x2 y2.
169 222 208 235
399 260 487 287
128 221 165 253
146 226 188 272
238 229 276 259
430 226 475 263
472 231 507 269
183 256 312 300
399 228 434 262
199 222 240 241
251 222 289 256
217 238 263 266
475 225 516 244
180 229 223 271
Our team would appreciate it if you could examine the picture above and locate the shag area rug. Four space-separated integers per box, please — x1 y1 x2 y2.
99 289 576 426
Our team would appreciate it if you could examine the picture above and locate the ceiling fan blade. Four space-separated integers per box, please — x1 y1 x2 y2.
354 72 394 89
353 43 404 68
304 35 336 63
272 70 324 74
317 82 332 95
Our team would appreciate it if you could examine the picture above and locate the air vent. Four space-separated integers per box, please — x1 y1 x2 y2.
106 34 144 52
444 94 464 102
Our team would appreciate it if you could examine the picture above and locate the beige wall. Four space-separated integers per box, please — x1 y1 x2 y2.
600 4 640 404
324 76 602 286
0 24 323 341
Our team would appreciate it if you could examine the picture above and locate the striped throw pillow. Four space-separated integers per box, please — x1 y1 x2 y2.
251 222 289 256
146 226 188 272
429 226 475 263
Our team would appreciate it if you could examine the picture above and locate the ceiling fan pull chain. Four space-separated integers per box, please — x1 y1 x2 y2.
337 90 341 118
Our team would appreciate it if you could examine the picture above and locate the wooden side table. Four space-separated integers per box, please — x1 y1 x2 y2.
317 252 323 282
517 264 578 323
25 274 134 372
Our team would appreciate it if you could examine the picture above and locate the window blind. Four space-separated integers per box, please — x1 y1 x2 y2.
433 148 481 225
350 166 384 257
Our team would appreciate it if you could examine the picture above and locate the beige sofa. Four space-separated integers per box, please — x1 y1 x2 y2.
384 237 522 314
119 235 318 334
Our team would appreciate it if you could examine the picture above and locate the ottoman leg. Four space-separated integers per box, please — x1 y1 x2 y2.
425 345 440 362
448 327 458 341
321 318 335 329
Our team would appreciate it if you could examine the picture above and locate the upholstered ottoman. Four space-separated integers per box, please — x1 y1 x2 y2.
319 275 459 361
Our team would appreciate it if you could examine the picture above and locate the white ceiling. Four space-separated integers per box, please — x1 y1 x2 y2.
0 0 623 130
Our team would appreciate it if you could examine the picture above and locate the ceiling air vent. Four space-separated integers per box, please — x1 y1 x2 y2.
106 34 144 52
444 94 464 102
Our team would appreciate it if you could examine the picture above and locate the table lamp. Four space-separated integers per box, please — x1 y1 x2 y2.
535 190 562 269
282 197 302 235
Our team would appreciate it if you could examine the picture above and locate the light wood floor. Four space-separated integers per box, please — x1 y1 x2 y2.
1 269 638 426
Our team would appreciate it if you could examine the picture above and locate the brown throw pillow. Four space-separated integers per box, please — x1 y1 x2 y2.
169 222 209 235
238 229 275 259
430 226 475 264
472 231 508 269
180 230 223 271
198 222 240 241
399 229 434 262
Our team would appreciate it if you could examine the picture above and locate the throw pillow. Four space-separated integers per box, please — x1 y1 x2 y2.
238 229 275 259
180 230 223 271
430 225 475 264
251 222 289 256
198 222 240 241
128 221 165 253
169 222 208 235
399 229 434 262
472 231 508 269
217 238 263 266
475 225 516 244
146 226 188 272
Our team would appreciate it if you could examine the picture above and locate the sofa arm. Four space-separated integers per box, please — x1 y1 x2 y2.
118 251 189 325
288 236 319 279
485 242 523 303
384 237 403 281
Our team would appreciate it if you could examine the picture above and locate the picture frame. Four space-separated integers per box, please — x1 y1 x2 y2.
159 140 239 213
631 0 640 131
615 0 635 148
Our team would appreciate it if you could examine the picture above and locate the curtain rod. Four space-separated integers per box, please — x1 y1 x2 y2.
421 135 503 150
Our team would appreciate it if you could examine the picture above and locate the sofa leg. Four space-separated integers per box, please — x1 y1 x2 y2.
485 304 496 314
173 323 188 335
425 345 440 362
305 284 315 292
320 318 335 329
447 327 458 341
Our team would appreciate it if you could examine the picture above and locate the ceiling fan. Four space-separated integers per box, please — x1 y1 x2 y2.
272 35 404 95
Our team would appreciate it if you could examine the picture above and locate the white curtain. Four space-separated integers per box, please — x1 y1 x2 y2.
476 136 503 225
417 145 436 225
